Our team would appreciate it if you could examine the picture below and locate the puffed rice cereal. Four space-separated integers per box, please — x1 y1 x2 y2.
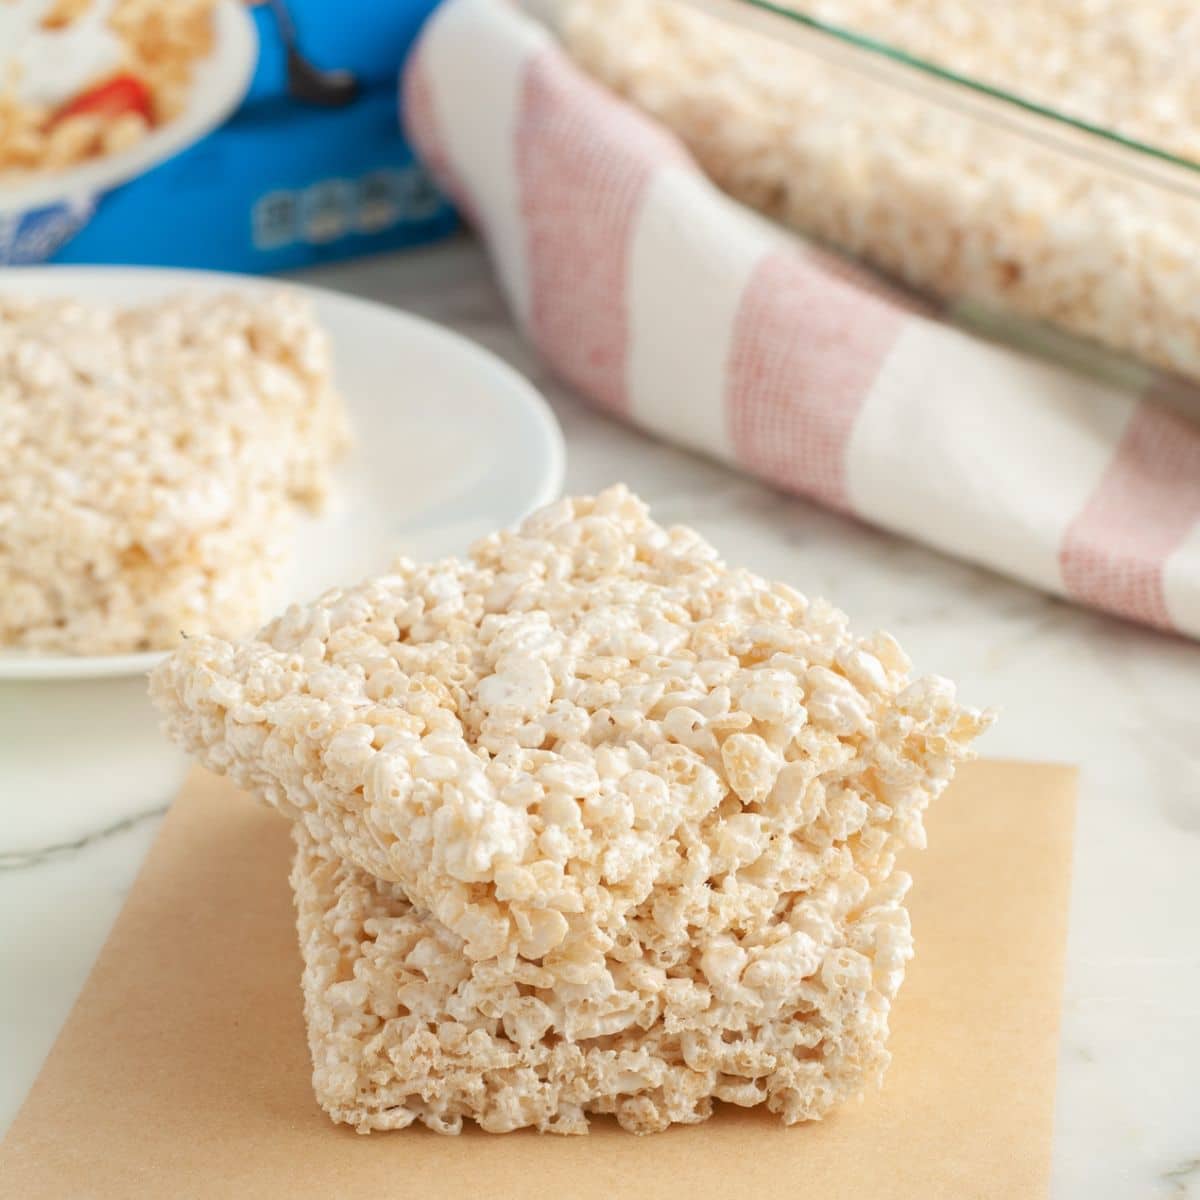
558 0 1200 383
0 289 349 654
153 486 991 1133
293 819 910 1134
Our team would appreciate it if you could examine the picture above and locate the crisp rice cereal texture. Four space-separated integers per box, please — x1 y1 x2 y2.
0 289 349 654
293 821 907 1135
558 0 1200 384
154 486 990 1134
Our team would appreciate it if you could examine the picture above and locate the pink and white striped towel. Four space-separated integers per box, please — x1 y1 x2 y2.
402 0 1200 640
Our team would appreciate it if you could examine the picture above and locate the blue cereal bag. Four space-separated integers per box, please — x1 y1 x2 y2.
0 0 455 269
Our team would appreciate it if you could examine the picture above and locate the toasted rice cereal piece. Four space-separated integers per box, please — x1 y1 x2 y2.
100 108 148 155
292 822 908 1134
153 487 989 985
43 111 103 167
113 0 216 123
0 289 349 654
40 0 93 26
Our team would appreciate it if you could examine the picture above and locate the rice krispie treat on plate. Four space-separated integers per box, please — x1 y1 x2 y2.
0 289 348 654
154 486 990 1133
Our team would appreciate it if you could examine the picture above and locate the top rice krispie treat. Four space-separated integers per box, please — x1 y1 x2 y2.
153 485 988 997
0 289 349 655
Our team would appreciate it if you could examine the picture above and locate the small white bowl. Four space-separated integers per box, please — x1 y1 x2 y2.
0 267 565 857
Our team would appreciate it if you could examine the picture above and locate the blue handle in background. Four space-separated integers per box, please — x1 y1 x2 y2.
243 0 444 103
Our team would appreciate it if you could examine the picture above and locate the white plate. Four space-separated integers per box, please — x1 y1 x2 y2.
0 265 564 853
0 0 257 216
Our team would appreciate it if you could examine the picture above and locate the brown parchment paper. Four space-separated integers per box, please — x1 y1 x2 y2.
1 760 1076 1199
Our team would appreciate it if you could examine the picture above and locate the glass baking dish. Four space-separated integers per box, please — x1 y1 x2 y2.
560 0 1200 389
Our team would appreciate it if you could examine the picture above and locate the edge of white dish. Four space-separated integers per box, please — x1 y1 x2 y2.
0 648 170 682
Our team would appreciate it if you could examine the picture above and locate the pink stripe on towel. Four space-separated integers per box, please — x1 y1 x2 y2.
1060 400 1200 630
727 250 906 512
515 51 681 417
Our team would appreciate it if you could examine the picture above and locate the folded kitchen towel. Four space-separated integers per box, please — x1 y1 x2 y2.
401 0 1200 639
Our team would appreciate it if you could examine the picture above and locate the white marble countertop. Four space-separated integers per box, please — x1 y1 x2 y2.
2 239 1198 1198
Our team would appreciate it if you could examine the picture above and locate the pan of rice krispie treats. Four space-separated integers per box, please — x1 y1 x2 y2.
557 0 1200 385
153 486 991 1135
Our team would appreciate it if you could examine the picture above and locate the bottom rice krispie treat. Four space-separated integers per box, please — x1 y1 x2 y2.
154 485 990 1133
293 822 911 1135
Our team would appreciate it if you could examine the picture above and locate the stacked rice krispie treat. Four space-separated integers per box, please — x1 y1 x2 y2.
0 289 349 654
152 486 990 1134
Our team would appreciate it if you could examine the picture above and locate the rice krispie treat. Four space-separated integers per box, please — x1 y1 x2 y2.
154 486 990 1133
293 820 910 1134
0 290 349 655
